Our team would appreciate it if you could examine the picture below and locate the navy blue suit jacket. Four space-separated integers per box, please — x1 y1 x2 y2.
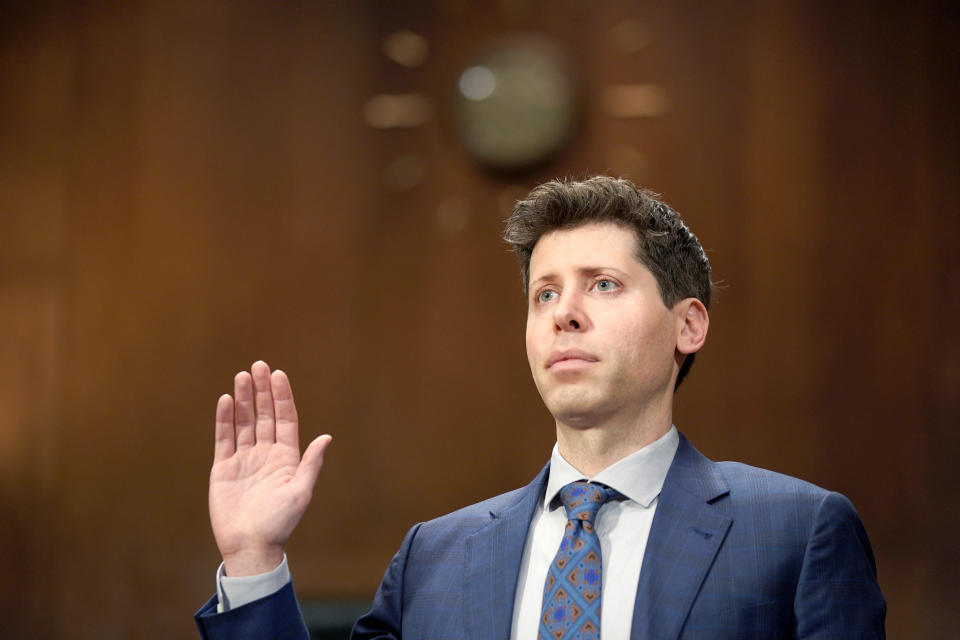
196 433 885 639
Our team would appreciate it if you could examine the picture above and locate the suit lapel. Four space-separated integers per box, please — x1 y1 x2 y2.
631 434 732 640
462 465 548 640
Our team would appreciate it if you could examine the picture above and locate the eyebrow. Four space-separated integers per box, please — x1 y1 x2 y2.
528 265 630 289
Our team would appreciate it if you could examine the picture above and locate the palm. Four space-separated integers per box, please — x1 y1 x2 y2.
208 361 331 576
211 440 301 554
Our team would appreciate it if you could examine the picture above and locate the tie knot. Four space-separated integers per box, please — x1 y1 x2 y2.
558 481 621 524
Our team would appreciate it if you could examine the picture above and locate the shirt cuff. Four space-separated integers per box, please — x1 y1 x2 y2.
215 554 291 613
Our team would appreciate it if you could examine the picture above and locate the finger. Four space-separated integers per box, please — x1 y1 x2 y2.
214 394 235 462
234 371 255 449
293 435 333 498
251 360 276 444
271 370 299 448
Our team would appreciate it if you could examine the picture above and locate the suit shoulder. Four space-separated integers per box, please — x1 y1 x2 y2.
420 483 535 530
715 460 828 494
712 460 856 513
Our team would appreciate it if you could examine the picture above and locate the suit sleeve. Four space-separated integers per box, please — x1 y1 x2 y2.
194 581 310 640
793 491 886 638
350 523 422 640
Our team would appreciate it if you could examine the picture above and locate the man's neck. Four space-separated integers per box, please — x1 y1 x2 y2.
555 403 674 477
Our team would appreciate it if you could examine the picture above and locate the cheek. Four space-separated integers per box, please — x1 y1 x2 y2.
524 318 540 364
618 314 676 364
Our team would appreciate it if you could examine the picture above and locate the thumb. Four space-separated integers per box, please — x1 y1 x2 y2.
293 434 332 497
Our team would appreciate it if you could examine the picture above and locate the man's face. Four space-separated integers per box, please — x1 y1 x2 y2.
525 222 684 428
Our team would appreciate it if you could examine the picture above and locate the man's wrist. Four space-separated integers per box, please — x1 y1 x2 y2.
222 546 285 578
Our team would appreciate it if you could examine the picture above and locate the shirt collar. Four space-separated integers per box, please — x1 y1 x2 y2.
543 425 679 510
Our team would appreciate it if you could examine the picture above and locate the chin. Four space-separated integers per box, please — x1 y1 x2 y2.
544 391 610 428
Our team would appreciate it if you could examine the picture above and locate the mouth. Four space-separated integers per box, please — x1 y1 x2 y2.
547 349 599 369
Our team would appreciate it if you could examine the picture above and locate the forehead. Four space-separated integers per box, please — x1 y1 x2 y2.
529 222 642 275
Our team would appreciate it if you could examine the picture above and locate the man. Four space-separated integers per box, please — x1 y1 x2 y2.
195 176 886 639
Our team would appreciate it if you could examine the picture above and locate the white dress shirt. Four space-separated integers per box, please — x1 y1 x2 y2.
217 426 679 639
216 554 291 612
510 426 679 640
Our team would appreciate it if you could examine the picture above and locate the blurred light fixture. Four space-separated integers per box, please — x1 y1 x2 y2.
363 94 435 128
381 30 429 67
454 35 580 172
601 84 671 118
458 66 497 101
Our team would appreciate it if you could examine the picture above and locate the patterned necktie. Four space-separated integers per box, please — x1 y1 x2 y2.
539 480 622 640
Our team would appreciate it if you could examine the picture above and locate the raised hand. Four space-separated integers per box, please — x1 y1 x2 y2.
208 361 332 577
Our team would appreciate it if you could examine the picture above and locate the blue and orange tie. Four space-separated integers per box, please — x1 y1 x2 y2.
539 481 622 640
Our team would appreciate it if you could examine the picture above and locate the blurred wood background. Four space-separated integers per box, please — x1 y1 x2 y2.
1 1 957 637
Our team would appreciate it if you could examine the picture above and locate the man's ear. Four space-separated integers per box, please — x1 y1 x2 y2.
675 298 709 355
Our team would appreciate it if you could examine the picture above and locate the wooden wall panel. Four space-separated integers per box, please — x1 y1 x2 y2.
1 1 957 637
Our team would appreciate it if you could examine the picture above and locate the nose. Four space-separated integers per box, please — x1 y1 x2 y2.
553 290 587 332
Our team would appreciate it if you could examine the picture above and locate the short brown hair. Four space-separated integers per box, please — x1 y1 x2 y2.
503 175 712 387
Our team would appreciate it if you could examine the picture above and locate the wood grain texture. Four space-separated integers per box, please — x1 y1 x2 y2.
1 1 956 637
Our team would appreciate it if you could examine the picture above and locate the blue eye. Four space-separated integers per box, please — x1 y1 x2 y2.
595 279 617 291
537 290 558 303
